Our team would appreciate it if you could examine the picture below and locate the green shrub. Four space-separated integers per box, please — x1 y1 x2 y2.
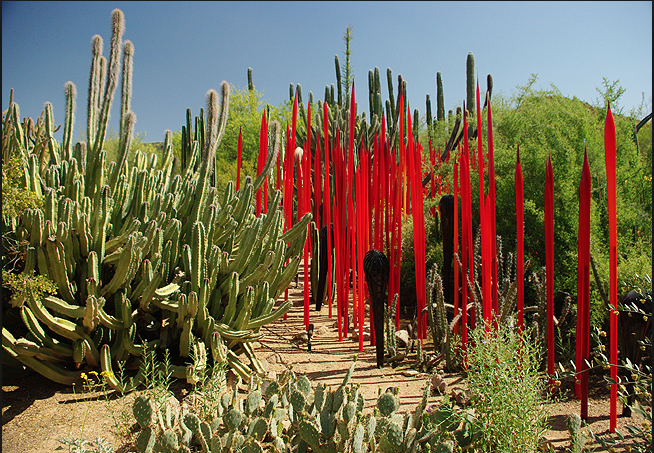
466 322 550 452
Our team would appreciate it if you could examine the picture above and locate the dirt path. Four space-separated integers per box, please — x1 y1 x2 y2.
2 268 644 452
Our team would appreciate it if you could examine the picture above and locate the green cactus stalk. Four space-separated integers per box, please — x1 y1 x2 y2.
387 68 395 122
87 35 103 153
425 94 433 139
92 9 125 157
368 69 374 118
62 82 76 161
566 413 586 453
374 66 381 116
119 40 133 139
335 55 342 106
43 102 59 168
436 72 445 122
466 53 475 118
111 110 135 191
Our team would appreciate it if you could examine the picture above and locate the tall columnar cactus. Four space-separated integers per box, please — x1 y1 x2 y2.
2 9 310 388
466 53 475 119
436 72 445 122
62 82 76 161
386 67 395 123
425 94 433 139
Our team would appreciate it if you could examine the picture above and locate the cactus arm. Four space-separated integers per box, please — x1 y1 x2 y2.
4 341 80 385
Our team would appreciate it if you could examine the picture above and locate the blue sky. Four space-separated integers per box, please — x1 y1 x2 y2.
2 1 652 144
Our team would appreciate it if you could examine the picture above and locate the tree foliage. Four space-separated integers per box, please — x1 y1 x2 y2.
478 76 650 324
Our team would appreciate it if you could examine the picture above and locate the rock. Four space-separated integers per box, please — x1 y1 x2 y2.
395 330 410 347
402 369 420 377
315 325 330 337
451 388 470 406
431 373 444 388
351 325 370 341
258 357 269 372
293 332 310 344
431 374 448 394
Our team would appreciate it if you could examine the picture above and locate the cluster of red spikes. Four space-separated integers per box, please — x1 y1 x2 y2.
236 80 620 427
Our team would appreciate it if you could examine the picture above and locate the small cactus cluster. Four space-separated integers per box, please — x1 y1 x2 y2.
566 413 588 453
2 8 309 388
128 358 471 453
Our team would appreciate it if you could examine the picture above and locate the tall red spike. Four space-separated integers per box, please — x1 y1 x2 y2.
462 102 475 331
476 81 485 247
256 111 268 216
459 144 468 346
323 99 333 318
236 127 243 191
430 141 436 217
487 91 498 321
545 154 555 381
545 156 554 376
356 160 365 351
482 194 492 328
515 146 525 332
604 104 618 432
453 161 460 335
276 135 281 192
578 148 592 420
283 121 293 320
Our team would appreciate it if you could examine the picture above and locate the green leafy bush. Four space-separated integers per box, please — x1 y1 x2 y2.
466 322 550 452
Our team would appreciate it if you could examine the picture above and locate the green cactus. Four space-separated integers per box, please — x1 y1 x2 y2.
566 413 587 453
2 7 345 394
466 53 475 118
224 407 245 432
377 391 400 417
133 395 155 429
436 72 445 122
299 420 321 449
135 427 156 453
158 429 179 452
432 440 454 453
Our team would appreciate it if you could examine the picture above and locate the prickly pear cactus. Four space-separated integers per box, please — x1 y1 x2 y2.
377 391 400 417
